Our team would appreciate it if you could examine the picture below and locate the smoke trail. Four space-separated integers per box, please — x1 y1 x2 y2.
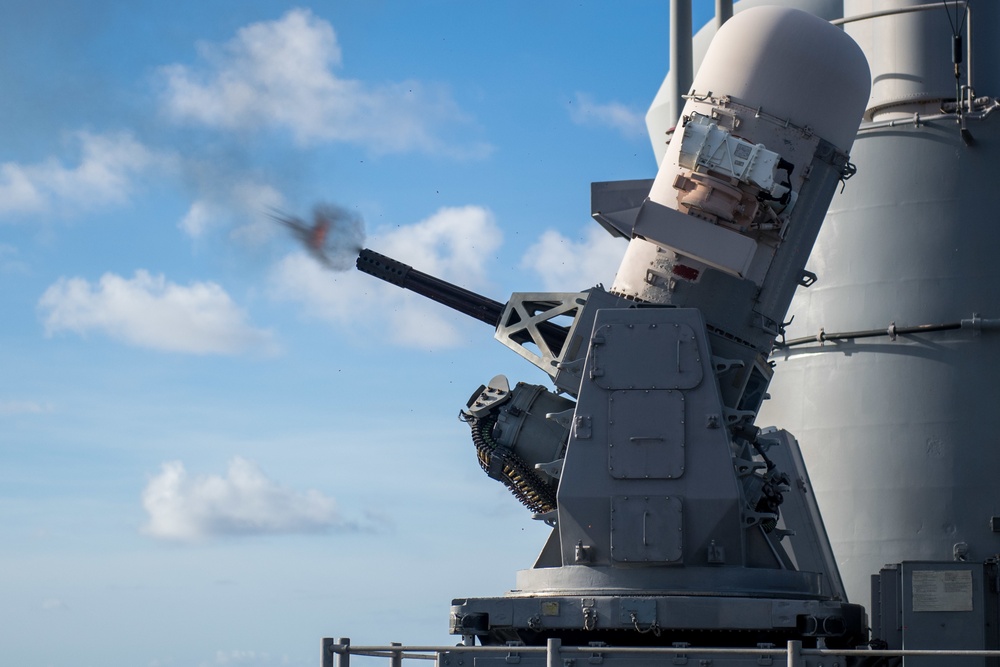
311 203 366 270
272 203 366 271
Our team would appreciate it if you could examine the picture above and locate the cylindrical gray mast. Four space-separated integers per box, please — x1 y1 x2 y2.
758 0 1000 606
668 0 693 124
715 0 734 29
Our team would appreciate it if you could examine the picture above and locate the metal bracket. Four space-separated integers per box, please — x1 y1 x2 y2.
772 528 795 542
546 409 575 429
465 375 512 418
798 270 818 287
733 456 766 477
724 408 757 426
504 641 523 664
671 643 691 666
536 459 565 479
532 509 558 526
581 601 598 631
556 357 585 374
495 292 589 378
711 356 745 375
742 509 778 528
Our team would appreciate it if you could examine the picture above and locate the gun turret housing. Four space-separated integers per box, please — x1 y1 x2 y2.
355 5 871 654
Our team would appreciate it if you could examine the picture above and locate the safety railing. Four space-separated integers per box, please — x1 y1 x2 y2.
323 637 1000 667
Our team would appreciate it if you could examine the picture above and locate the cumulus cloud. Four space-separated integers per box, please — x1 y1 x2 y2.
270 205 502 348
0 132 165 219
142 457 344 542
38 270 276 355
521 225 624 291
568 92 646 139
159 9 488 156
178 179 285 244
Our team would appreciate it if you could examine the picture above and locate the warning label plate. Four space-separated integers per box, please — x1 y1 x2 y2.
911 569 973 612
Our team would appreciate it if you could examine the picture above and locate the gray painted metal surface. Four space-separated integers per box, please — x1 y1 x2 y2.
870 561 999 667
757 0 1000 613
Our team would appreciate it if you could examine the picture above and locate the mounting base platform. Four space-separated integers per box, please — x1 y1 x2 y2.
451 593 865 649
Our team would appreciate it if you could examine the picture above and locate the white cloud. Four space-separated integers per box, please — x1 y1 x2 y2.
178 180 285 244
569 92 646 139
38 270 276 355
521 225 624 291
270 205 502 349
142 457 344 542
160 9 488 156
178 200 214 239
0 400 52 416
0 132 165 218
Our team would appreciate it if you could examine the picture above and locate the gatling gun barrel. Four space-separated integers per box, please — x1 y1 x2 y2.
356 248 504 327
356 248 569 349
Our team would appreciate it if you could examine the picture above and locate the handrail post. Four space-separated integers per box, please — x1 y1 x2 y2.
337 637 351 667
322 638 334 667
391 641 403 667
546 638 562 667
786 640 802 667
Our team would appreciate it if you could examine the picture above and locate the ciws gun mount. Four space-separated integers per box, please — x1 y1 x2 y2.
355 7 871 655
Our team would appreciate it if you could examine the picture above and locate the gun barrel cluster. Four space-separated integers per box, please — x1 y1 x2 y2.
356 248 505 328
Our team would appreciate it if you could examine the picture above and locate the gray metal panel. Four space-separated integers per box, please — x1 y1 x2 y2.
845 0 976 119
590 319 704 390
457 651 838 667
608 389 685 480
512 563 825 598
610 495 683 563
455 592 847 631
632 200 759 278
590 179 654 238
757 1 1000 609
618 597 657 624
555 307 744 572
900 562 986 667
750 153 845 334
759 428 847 601
759 115 1000 608
871 565 904 650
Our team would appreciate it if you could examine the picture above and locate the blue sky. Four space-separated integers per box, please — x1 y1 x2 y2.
1 2 719 666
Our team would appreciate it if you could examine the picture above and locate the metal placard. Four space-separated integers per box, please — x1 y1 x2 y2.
911 569 974 612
